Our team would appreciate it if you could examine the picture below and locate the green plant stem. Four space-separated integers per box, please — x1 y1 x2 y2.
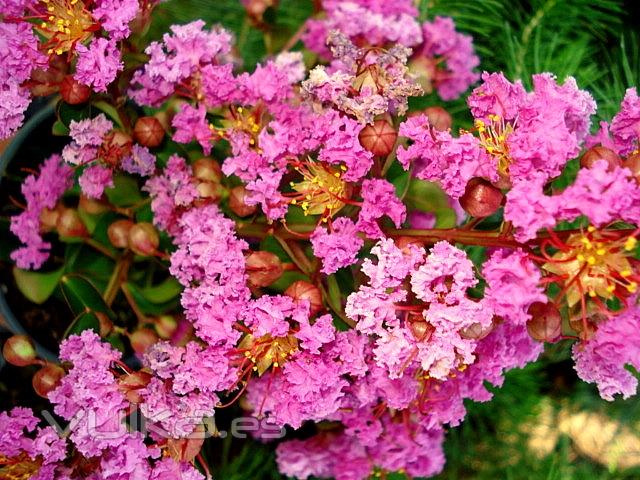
84 238 117 259
103 252 134 307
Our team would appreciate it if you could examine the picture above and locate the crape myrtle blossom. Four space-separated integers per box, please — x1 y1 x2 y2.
586 87 640 156
10 154 74 269
310 217 363 274
0 0 145 139
398 72 596 198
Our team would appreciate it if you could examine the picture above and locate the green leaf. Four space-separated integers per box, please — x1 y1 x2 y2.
52 120 70 136
57 101 91 127
13 267 64 304
268 270 309 293
60 274 114 338
138 277 183 303
124 281 180 315
260 235 292 262
404 179 450 212
105 174 143 207
93 100 124 129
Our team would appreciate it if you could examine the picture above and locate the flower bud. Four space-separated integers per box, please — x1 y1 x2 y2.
229 186 257 217
408 314 434 341
246 251 284 287
133 116 165 148
580 146 621 171
79 194 110 214
242 0 277 24
526 302 562 342
358 119 397 157
285 280 323 316
108 219 134 249
3 335 37 367
153 315 178 339
40 204 63 233
118 370 152 404
192 158 223 183
196 181 225 202
395 236 424 252
56 208 89 238
424 106 452 132
625 153 640 179
128 222 159 256
60 75 91 105
32 364 65 398
130 328 158 354
459 178 504 218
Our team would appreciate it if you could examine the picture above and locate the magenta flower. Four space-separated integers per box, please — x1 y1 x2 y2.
311 217 363 274
75 38 124 93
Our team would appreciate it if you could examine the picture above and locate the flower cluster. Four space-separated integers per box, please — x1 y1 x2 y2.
3 3 640 480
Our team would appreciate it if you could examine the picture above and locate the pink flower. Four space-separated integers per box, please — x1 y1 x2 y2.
0 83 32 140
67 114 114 149
504 175 559 242
10 154 74 269
151 458 205 480
143 155 199 235
92 0 140 41
75 38 123 93
482 249 546 325
171 103 213 154
357 179 406 238
121 144 156 176
418 16 480 100
79 164 114 198
311 217 363 274
573 306 640 400
468 72 527 122
610 87 640 156
397 114 495 199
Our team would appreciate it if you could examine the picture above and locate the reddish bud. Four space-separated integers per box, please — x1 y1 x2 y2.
358 119 397 157
192 158 223 183
395 236 424 252
32 364 65 398
128 222 159 256
229 186 257 217
108 219 134 249
246 251 284 287
285 280 323 316
459 178 504 218
118 370 152 404
408 315 434 341
424 106 452 132
133 116 165 148
625 153 640 179
56 208 89 238
526 302 562 342
130 328 158 354
79 194 110 214
60 75 91 105
153 315 178 339
243 0 277 23
3 335 37 367
580 146 621 171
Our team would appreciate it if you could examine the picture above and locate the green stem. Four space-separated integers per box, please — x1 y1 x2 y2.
103 252 133 307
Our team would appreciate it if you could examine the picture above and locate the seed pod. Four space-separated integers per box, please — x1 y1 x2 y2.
128 222 160 256
580 146 621 171
408 314 435 341
459 178 504 218
40 204 63 233
460 320 494 340
3 335 37 367
133 116 165 148
229 186 257 217
79 194 110 215
246 251 284 287
60 75 91 105
526 302 562 342
358 119 398 157
56 208 89 238
196 181 225 202
153 315 178 339
108 219 135 249
285 280 323 316
424 106 452 132
243 0 277 24
32 364 65 398
130 328 158 354
192 158 223 183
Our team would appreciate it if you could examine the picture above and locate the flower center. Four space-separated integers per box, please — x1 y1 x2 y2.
237 333 298 375
543 227 639 307
35 0 95 56
475 114 514 178
289 160 349 217
0 453 42 480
